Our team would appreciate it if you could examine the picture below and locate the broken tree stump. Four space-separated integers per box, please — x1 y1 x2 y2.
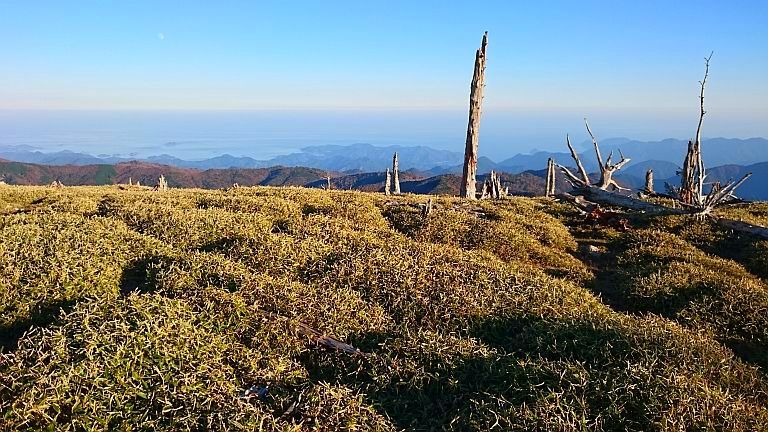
545 158 556 197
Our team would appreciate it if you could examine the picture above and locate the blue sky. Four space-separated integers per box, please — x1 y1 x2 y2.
0 1 766 157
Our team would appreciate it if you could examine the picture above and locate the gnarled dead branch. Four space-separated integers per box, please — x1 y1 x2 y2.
555 121 630 191
585 120 631 190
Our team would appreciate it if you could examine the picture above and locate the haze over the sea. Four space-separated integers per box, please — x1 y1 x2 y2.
1 109 765 161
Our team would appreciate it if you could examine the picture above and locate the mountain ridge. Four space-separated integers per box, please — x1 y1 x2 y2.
3 137 766 174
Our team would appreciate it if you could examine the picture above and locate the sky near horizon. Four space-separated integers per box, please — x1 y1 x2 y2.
0 1 766 157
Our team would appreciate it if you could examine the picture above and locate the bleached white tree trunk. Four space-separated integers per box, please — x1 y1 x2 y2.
392 152 400 194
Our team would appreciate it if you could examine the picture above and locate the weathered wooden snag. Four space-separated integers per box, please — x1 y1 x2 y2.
154 175 167 192
480 170 504 199
644 169 654 194
392 152 401 194
460 32 488 199
668 53 752 216
384 168 391 196
545 158 556 197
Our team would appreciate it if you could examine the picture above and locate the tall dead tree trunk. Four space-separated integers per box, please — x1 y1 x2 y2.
644 169 654 194
325 175 332 190
673 53 751 216
384 168 391 195
392 152 401 194
679 52 713 206
460 32 488 199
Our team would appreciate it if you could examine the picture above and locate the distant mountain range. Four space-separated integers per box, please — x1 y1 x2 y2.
3 137 767 173
0 160 561 197
1 137 766 199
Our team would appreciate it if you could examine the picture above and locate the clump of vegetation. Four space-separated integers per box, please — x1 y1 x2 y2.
607 227 768 367
1 185 768 430
383 197 591 282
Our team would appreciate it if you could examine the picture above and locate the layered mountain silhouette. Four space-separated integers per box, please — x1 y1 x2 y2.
1 138 766 199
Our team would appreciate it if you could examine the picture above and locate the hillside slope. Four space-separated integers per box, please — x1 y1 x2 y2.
0 160 334 189
1 185 767 430
0 160 567 196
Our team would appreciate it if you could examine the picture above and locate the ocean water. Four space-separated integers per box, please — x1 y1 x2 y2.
0 109 763 161
0 110 469 161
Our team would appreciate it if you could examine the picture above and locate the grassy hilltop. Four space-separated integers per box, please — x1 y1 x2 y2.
1 185 768 431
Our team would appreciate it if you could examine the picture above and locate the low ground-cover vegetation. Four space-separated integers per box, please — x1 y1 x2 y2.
1 185 767 431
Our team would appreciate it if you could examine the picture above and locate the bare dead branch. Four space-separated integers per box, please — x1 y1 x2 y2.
585 118 604 169
566 134 590 184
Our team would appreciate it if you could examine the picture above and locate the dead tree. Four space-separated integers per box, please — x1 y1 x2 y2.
679 52 712 206
392 152 401 194
555 121 630 192
384 168 391 196
155 175 168 192
644 169 654 194
545 158 556 197
668 53 751 216
460 32 488 199
554 55 758 236
481 170 504 199
325 175 332 190
717 218 768 240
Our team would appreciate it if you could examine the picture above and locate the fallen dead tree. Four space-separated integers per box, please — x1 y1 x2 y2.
555 121 650 211
554 54 764 239
716 218 768 240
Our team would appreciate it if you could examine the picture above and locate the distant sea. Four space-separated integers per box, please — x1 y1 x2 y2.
0 110 469 161
1 109 765 161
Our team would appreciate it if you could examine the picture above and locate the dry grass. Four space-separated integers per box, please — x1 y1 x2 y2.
1 185 767 431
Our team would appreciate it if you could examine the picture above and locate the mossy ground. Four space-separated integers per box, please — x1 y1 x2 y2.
0 185 767 431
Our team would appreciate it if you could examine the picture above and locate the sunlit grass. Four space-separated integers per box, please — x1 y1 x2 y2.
1 185 767 431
